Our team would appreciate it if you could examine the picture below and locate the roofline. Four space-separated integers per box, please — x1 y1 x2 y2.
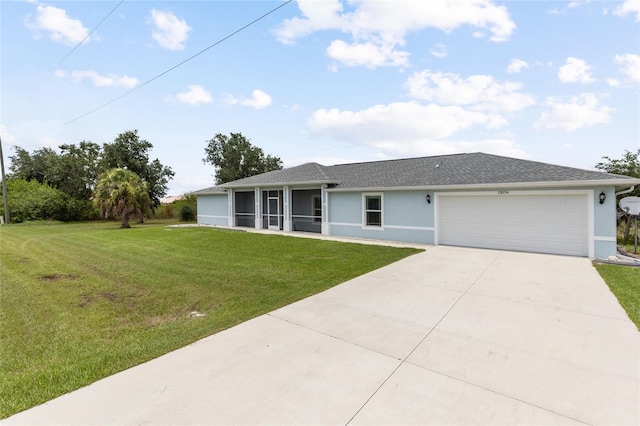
193 178 640 194
190 188 227 195
325 179 640 192
222 180 337 189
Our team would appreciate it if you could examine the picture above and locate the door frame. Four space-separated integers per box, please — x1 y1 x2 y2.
266 190 281 231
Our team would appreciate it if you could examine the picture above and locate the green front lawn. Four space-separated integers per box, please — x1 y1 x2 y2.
0 222 421 418
595 263 640 330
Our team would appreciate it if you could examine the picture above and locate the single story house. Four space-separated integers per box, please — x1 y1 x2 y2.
192 152 640 258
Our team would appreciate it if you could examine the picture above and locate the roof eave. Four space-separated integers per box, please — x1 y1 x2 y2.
190 188 227 195
222 180 337 189
325 178 640 192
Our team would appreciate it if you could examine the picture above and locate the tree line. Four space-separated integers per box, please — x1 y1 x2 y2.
5 130 174 224
2 130 283 226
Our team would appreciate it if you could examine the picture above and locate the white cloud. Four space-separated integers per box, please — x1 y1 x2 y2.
275 0 515 68
308 101 525 157
558 57 596 83
506 58 529 74
533 93 613 132
55 70 138 88
614 0 640 21
150 9 191 50
309 101 502 143
430 43 447 58
226 90 273 109
25 4 90 46
242 90 272 109
175 85 213 105
607 78 621 87
568 1 590 8
614 53 640 82
326 40 409 68
405 70 535 113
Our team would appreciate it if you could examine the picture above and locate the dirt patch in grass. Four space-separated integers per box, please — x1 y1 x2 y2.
39 274 79 282
147 314 181 327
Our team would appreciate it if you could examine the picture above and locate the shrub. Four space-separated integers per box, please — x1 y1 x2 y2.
4 179 67 222
179 204 195 222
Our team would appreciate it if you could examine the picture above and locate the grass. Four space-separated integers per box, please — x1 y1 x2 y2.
0 221 421 418
595 263 640 330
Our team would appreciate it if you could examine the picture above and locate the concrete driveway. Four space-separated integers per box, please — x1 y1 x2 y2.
5 246 639 425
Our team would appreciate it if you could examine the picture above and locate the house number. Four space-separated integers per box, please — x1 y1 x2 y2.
498 190 510 195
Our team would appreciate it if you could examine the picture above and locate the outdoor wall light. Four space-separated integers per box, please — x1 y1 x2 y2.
599 191 606 204
426 194 431 204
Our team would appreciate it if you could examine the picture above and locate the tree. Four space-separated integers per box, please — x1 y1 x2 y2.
101 130 174 210
596 149 640 184
9 143 100 220
94 168 150 228
203 133 283 184
596 149 640 240
9 146 61 186
58 141 102 200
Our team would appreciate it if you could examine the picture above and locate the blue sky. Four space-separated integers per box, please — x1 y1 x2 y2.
1 0 639 196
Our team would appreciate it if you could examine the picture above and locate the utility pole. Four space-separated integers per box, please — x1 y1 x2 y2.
0 135 10 224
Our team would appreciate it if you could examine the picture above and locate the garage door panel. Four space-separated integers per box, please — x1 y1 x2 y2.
438 194 588 256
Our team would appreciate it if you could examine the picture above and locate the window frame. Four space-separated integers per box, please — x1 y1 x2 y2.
312 195 322 223
362 193 383 229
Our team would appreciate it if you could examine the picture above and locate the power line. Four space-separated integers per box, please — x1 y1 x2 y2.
65 0 293 125
58 0 125 65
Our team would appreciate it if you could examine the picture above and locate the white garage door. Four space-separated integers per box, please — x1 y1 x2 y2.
437 193 589 256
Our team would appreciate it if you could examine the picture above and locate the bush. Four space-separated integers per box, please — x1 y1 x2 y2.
3 179 97 223
5 179 68 222
147 194 196 222
179 204 196 222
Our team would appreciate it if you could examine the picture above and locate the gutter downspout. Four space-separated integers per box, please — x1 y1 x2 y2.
616 185 636 197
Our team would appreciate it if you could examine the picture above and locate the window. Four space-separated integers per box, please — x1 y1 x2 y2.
312 196 322 223
364 194 382 227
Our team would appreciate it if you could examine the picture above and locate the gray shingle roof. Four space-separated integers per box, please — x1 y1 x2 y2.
223 162 333 188
327 153 636 189
195 153 639 192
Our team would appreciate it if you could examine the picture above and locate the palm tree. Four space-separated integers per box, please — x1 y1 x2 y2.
94 168 150 228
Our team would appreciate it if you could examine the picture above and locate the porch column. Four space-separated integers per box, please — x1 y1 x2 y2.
321 185 329 235
254 187 262 230
227 189 234 227
283 186 291 232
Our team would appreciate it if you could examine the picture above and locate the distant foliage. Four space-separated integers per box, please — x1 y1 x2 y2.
596 149 640 197
8 130 174 223
7 179 73 223
10 142 101 201
203 133 282 184
148 193 197 221
173 194 197 221
597 149 640 241
101 130 174 210
179 204 196 222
